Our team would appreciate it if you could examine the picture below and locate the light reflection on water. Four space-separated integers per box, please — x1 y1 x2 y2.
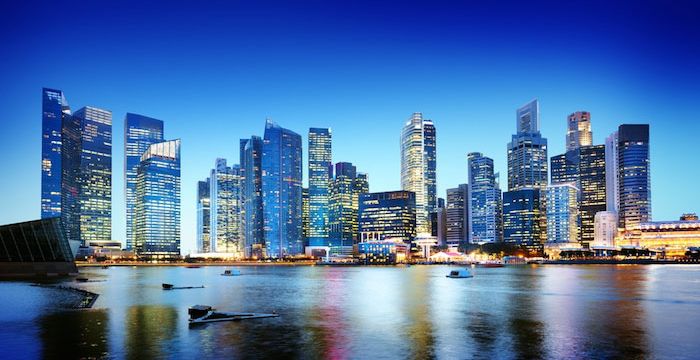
1 265 699 359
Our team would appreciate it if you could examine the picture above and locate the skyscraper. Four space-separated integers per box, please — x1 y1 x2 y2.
307 128 332 251
62 106 112 246
134 139 180 258
196 179 211 253
566 111 592 151
445 184 469 247
328 162 369 254
617 124 651 229
468 152 502 244
240 136 264 258
210 159 242 255
124 113 164 250
358 191 416 243
578 145 607 245
508 100 548 191
41 88 70 219
262 120 303 257
605 131 619 213
400 113 436 234
546 183 578 244
550 150 579 186
502 188 543 251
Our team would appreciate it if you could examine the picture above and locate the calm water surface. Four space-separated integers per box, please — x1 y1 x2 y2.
1 265 699 359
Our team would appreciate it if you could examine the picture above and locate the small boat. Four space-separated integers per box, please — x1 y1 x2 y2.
446 269 474 278
221 269 241 276
479 262 504 268
162 283 205 290
188 305 279 325
186 265 202 269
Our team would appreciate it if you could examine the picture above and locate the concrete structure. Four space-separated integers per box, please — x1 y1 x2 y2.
593 211 617 248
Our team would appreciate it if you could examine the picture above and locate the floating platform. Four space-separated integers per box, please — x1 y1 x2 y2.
188 305 279 325
162 283 205 290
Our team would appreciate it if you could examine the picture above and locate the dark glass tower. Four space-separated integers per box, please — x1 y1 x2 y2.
578 145 607 244
196 179 211 253
468 152 502 244
503 188 543 251
617 124 651 229
307 128 332 249
124 113 164 250
134 139 181 258
241 136 264 258
41 88 70 219
329 162 369 254
358 191 416 243
445 184 469 247
262 120 303 257
507 100 548 191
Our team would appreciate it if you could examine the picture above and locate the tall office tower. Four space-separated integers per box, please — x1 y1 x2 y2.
41 88 71 219
302 187 309 246
241 136 264 258
468 152 502 244
445 184 469 247
578 145 607 245
307 128 332 251
196 179 211 253
566 111 592 151
605 131 619 213
400 113 436 234
550 150 579 185
328 162 369 254
502 188 543 251
61 107 112 246
124 113 164 250
262 120 303 257
358 191 416 243
210 159 242 255
507 100 548 191
134 139 181 258
617 125 651 229
546 184 578 243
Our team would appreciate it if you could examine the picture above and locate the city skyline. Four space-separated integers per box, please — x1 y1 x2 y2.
2 1 699 254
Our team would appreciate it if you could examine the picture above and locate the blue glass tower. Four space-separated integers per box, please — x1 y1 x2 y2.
508 99 548 191
307 128 332 250
210 159 242 255
468 152 502 244
134 139 181 258
617 124 651 229
62 106 112 246
124 113 164 250
241 136 264 258
262 120 303 257
41 88 70 219
503 188 543 251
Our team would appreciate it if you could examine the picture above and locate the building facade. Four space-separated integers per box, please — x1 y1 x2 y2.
307 128 332 250
196 179 211 253
546 184 578 244
124 113 164 250
468 152 502 244
61 106 112 246
507 99 548 191
503 188 543 251
210 158 242 255
566 111 592 151
400 113 436 234
358 191 416 244
41 88 71 219
593 211 617 248
134 139 181 258
445 184 469 247
328 162 369 254
578 145 607 245
241 136 264 258
262 120 303 257
617 124 651 229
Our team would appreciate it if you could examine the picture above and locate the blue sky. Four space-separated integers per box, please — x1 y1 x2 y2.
1 0 698 253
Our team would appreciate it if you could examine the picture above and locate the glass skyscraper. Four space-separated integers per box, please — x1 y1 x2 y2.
358 191 416 243
546 183 579 243
605 131 619 213
400 113 436 234
240 136 264 258
507 99 548 191
578 145 607 245
41 88 70 219
210 158 242 255
566 111 592 151
617 124 651 229
445 184 469 247
328 162 369 254
503 188 543 251
61 106 112 246
550 150 579 186
307 128 332 249
196 179 211 253
134 139 180 258
262 120 303 257
124 113 164 250
468 152 502 244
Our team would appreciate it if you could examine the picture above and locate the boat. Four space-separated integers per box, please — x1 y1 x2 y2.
185 265 202 269
479 262 504 268
221 269 241 276
446 269 473 278
188 305 279 325
75 277 89 282
162 283 205 290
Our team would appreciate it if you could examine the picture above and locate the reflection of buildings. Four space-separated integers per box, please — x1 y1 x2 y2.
41 309 109 359
126 305 177 360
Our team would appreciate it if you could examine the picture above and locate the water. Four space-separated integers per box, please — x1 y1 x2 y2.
1 264 699 359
